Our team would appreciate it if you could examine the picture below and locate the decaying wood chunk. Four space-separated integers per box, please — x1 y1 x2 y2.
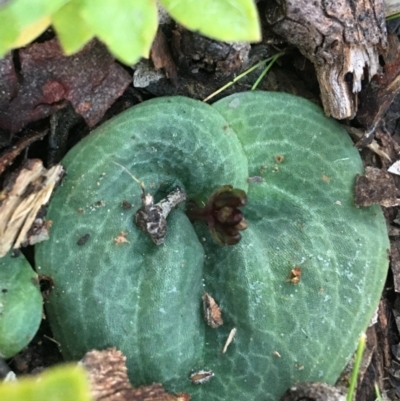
151 29 178 85
357 34 400 134
0 159 64 257
354 166 398 207
80 348 190 401
265 0 387 119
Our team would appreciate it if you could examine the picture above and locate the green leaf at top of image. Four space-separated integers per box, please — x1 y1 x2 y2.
52 0 94 55
160 0 261 42
36 92 389 400
3 0 68 29
0 364 92 401
0 0 68 56
0 252 42 359
80 0 158 65
0 10 19 55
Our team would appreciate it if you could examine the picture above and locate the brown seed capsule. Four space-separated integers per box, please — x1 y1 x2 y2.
190 370 214 384
202 293 223 328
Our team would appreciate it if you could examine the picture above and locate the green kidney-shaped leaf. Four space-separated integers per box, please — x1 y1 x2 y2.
0 252 42 358
160 0 261 42
35 92 389 400
80 0 158 65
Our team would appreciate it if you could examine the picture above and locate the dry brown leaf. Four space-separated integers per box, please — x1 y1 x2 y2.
80 348 190 401
0 159 64 257
0 39 131 133
202 292 223 328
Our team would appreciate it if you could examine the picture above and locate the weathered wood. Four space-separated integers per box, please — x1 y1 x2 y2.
357 34 400 132
265 0 387 120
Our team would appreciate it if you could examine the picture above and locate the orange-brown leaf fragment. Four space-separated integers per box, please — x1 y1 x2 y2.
287 267 302 284
202 292 223 328
80 348 190 401
114 231 129 245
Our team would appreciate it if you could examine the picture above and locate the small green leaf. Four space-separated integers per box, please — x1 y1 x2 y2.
80 0 158 65
0 252 42 359
5 0 69 29
52 0 94 54
0 10 19 56
0 364 92 401
160 0 261 42
0 0 68 55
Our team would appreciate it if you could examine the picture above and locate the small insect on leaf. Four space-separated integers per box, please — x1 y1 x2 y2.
190 370 214 384
202 292 223 328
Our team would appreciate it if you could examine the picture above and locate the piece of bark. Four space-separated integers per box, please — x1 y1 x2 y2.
0 159 64 257
265 0 387 119
80 348 190 401
0 39 131 133
151 29 178 85
354 166 398 207
375 128 400 168
171 26 250 78
0 129 47 175
357 34 400 133
345 126 391 162
391 240 400 293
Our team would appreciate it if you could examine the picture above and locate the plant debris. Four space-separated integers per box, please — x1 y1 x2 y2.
265 1 387 120
221 328 237 354
150 29 178 85
0 159 64 257
114 231 129 245
0 129 47 175
354 167 398 207
202 293 223 328
357 34 400 136
189 370 214 385
80 348 190 401
0 38 131 134
287 267 302 284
